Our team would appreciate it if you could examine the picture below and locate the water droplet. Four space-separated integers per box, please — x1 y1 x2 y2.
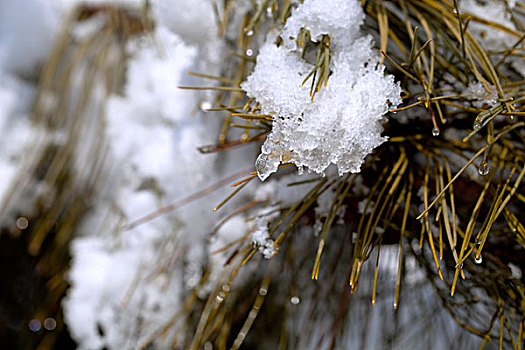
44 318 56 331
216 293 224 303
266 7 273 17
458 263 464 269
393 302 398 309
255 153 279 181
200 101 212 111
16 217 28 229
442 118 447 124
259 288 267 295
290 296 300 305
246 30 254 37
432 127 440 136
475 255 482 264
222 284 230 292
29 319 41 332
245 49 254 57
473 120 482 129
478 161 490 176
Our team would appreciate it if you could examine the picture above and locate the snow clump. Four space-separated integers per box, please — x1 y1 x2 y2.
464 81 498 108
242 0 401 181
251 217 276 259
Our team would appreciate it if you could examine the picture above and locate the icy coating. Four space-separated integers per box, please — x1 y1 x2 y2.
242 0 401 180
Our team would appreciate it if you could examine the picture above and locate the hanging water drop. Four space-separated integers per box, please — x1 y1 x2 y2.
458 263 464 269
432 127 440 136
255 153 280 181
246 29 254 37
290 296 300 305
216 294 224 303
475 255 482 264
478 161 490 176
473 120 482 129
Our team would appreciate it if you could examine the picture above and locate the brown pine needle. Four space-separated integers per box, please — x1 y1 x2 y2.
124 168 254 230
187 70 239 84
231 113 273 120
205 106 245 111
371 243 381 307
213 180 252 212
380 50 420 83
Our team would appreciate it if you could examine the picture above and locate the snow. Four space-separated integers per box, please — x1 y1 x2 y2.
2 0 505 348
464 81 498 108
58 0 269 346
0 0 54 221
242 0 401 180
61 22 220 348
251 217 276 259
0 76 33 195
459 0 525 78
152 0 217 45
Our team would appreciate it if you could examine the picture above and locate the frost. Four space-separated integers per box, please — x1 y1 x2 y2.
242 0 401 180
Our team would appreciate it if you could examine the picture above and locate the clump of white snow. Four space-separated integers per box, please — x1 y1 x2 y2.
242 0 401 180
464 81 498 108
251 217 276 259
